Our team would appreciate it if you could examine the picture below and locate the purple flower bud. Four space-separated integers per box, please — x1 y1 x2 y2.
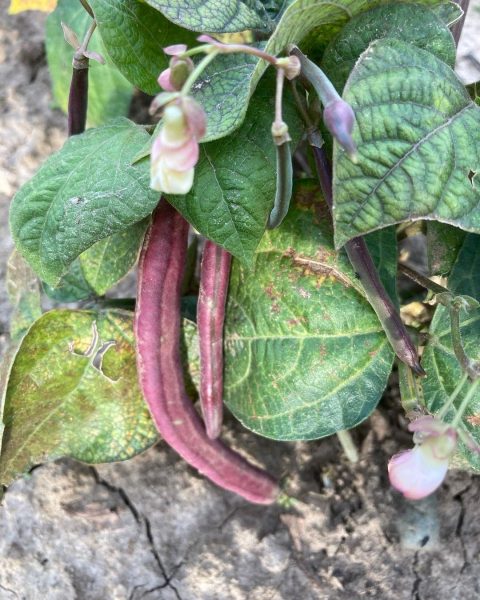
323 100 358 162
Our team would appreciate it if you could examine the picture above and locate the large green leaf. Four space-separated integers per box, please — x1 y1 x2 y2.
321 3 456 93
193 0 446 141
0 309 158 487
46 0 133 127
333 39 480 248
144 0 272 33
223 183 395 440
89 0 197 95
168 79 303 265
10 119 159 286
420 234 480 470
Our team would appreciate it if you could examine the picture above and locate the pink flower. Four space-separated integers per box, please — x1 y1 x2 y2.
150 97 206 195
388 417 457 500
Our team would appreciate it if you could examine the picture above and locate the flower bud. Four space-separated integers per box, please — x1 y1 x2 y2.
158 68 176 92
150 97 207 195
158 56 194 92
323 99 358 162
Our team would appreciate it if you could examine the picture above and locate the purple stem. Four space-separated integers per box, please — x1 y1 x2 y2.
68 57 88 136
312 145 424 375
198 241 232 439
134 201 279 504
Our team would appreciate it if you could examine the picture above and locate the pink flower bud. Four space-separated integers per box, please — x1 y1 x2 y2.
163 44 188 56
388 417 457 500
150 98 207 195
158 68 176 92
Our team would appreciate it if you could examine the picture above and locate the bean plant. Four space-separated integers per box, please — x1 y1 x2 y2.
2 0 480 504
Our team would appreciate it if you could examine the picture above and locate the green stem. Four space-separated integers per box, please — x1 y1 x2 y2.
181 50 219 96
436 372 469 420
449 304 480 380
452 378 480 427
337 430 359 463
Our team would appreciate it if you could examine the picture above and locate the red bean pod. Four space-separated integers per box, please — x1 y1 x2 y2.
198 241 232 439
134 201 279 504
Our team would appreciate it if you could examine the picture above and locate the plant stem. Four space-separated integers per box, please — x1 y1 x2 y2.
399 263 480 379
449 303 480 380
274 66 285 130
268 68 293 229
198 241 232 439
436 372 469 420
452 377 480 427
311 145 424 375
181 50 219 96
398 264 450 296
337 430 359 463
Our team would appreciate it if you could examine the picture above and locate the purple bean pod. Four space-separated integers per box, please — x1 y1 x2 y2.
198 241 232 439
68 57 89 136
134 201 279 504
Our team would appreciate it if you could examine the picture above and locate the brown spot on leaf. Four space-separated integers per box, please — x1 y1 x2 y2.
285 248 354 289
467 414 480 427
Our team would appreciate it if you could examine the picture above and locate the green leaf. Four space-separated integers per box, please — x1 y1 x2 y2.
10 119 159 286
431 0 463 25
333 39 480 248
46 0 133 127
168 79 303 265
43 258 95 303
44 220 149 301
89 0 197 95
427 222 467 276
194 0 447 141
321 3 456 93
223 182 395 440
6 251 42 342
144 0 271 33
420 234 480 470
0 309 158 486
80 219 149 295
192 52 260 141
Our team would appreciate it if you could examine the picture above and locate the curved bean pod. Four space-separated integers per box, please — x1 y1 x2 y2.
135 201 279 504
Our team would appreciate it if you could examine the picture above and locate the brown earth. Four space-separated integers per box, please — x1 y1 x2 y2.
1 2 480 599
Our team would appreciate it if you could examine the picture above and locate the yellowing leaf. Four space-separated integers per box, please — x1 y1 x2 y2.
9 0 57 13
